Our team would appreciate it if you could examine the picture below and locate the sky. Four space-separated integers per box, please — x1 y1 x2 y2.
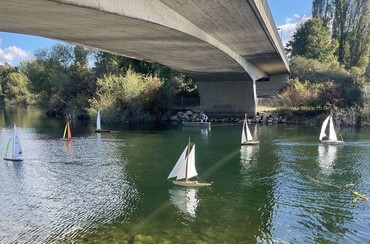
0 0 312 66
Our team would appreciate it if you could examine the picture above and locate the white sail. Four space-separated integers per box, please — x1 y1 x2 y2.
12 124 23 158
184 144 197 180
168 143 198 180
319 115 330 140
96 110 101 130
245 122 253 141
168 145 188 179
242 119 254 143
328 115 338 141
241 120 247 143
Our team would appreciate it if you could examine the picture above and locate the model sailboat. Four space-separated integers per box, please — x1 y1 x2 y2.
168 138 211 187
241 115 259 145
95 110 110 132
4 124 23 161
319 114 343 144
60 121 72 141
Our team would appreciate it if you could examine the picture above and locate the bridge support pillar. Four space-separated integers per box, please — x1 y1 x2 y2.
196 80 257 116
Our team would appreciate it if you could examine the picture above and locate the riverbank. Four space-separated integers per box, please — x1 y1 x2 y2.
168 106 363 127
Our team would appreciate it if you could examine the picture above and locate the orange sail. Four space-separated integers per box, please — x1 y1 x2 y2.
67 122 71 139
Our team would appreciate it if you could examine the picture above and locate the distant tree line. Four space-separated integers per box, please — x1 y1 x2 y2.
0 44 196 122
280 0 369 112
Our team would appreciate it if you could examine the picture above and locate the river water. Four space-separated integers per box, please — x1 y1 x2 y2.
0 106 369 243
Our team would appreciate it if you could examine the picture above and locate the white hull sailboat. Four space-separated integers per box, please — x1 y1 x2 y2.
319 114 343 144
168 138 211 187
4 124 23 161
95 110 111 133
241 116 259 145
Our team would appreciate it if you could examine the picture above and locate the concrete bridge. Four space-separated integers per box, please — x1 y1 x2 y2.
0 0 289 115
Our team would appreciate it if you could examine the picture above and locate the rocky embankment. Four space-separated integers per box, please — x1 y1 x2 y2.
169 110 289 124
169 107 362 126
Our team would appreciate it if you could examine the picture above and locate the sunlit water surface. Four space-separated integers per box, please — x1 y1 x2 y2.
0 107 369 243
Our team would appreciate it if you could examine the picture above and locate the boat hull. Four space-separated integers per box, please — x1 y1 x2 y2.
95 129 111 133
241 140 259 145
182 121 211 127
173 180 211 187
321 140 344 145
4 157 23 161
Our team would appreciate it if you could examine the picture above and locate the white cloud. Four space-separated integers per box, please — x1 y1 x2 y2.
0 45 32 66
278 14 310 47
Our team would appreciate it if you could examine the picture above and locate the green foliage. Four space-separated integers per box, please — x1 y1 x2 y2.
286 18 338 63
311 0 370 71
360 104 370 122
3 72 31 104
21 44 95 114
0 64 32 104
88 69 169 122
289 56 362 107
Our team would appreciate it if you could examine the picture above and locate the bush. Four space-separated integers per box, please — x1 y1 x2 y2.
89 69 176 122
288 56 363 107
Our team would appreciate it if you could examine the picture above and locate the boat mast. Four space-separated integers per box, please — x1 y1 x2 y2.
185 137 191 181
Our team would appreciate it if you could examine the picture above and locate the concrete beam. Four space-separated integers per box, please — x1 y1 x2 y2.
56 0 267 81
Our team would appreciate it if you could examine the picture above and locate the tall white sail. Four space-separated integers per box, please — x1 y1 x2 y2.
12 124 23 158
168 144 198 181
168 145 188 179
328 115 338 141
245 122 253 141
184 144 197 180
241 120 247 143
96 110 101 130
319 115 330 140
242 120 254 143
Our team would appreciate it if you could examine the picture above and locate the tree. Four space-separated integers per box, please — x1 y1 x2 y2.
312 0 334 26
312 0 370 70
2 71 30 104
0 64 17 95
286 18 338 63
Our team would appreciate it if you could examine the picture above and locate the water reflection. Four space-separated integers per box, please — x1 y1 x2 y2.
181 126 211 140
63 140 73 158
317 145 338 174
1 107 370 243
169 187 199 218
200 128 210 140
240 145 259 186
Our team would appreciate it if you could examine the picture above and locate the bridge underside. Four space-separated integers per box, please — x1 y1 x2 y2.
0 0 289 115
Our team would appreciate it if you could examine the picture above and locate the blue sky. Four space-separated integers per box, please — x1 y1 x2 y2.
0 1 312 66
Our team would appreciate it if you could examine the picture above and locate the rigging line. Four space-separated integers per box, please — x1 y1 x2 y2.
307 175 370 205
